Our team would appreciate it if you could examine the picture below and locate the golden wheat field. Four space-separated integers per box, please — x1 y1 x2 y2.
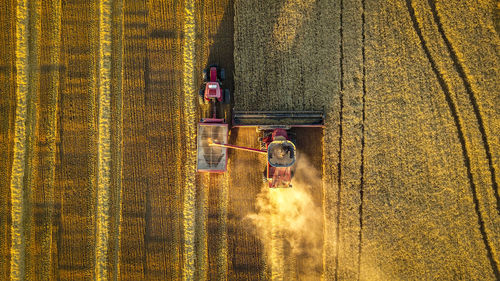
0 0 499 280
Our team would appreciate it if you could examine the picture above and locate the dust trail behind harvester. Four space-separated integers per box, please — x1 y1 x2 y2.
247 155 323 280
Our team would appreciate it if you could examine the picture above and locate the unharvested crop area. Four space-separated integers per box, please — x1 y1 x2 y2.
0 0 498 280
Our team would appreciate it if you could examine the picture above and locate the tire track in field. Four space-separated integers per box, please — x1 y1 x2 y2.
427 0 500 214
141 54 150 277
405 0 500 278
143 188 151 277
357 0 366 279
334 0 344 279
94 0 113 279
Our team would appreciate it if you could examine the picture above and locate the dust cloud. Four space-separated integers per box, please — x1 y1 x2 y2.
246 155 323 280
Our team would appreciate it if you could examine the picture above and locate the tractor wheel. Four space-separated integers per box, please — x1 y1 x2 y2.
224 108 229 123
262 168 268 183
260 142 267 151
202 69 208 82
199 89 206 105
223 89 230 104
219 68 226 81
288 131 297 145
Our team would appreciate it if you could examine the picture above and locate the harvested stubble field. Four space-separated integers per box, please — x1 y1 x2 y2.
0 0 498 280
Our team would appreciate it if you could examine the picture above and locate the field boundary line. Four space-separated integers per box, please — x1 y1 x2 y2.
182 0 197 279
10 0 30 279
405 0 500 278
357 0 366 279
334 0 344 279
427 0 500 214
95 0 113 279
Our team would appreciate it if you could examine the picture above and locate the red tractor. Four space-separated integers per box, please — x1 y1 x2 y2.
199 64 230 105
196 65 230 173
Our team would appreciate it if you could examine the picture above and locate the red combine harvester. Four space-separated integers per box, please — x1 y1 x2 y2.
229 112 323 187
196 65 324 187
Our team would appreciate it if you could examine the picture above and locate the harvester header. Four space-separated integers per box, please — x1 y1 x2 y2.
233 111 324 127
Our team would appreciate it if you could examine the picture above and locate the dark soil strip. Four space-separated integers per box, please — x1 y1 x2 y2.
427 0 500 214
334 0 344 279
405 0 500 278
143 188 151 277
357 0 366 279
142 54 151 278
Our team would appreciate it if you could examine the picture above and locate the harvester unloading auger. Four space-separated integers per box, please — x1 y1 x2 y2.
196 65 324 188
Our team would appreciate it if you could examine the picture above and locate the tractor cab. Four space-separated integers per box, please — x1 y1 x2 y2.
205 82 222 101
